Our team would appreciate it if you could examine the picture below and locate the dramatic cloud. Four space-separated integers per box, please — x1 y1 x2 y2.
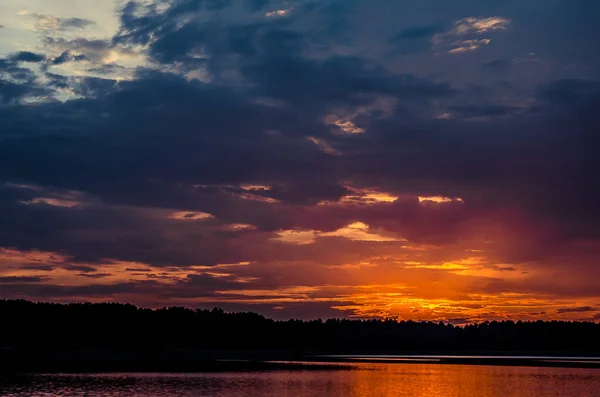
0 0 599 321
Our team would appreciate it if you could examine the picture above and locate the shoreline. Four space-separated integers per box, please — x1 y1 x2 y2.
310 355 600 369
3 349 600 373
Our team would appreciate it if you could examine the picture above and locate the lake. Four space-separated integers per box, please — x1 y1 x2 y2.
2 363 599 396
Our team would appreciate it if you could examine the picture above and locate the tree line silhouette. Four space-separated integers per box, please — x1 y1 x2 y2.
1 300 599 353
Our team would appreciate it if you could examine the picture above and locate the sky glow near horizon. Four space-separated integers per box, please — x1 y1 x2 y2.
1 0 600 324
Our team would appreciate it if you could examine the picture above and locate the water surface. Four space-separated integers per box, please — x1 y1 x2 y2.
2 364 599 396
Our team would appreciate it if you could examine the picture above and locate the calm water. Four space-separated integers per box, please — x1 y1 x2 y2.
2 364 599 397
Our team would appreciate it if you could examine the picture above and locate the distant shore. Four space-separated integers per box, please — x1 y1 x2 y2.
3 349 600 374
312 354 600 369
1 349 349 374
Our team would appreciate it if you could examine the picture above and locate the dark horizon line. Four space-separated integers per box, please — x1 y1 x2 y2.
2 298 597 326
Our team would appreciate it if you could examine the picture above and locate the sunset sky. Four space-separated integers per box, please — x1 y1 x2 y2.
1 0 599 323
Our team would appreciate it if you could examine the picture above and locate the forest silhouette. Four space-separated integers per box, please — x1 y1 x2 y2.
2 300 599 353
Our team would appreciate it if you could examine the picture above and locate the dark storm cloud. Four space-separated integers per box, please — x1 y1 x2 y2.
0 80 50 104
0 52 54 103
72 76 118 97
0 73 320 190
0 58 381 207
0 80 35 104
115 0 455 114
10 51 47 63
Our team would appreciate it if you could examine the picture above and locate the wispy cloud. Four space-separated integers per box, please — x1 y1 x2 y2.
265 9 292 18
434 16 510 54
19 11 95 32
450 16 510 36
